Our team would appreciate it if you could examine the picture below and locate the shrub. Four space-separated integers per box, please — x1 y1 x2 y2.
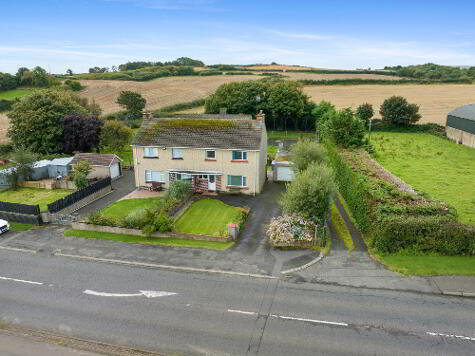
168 180 192 201
0 99 14 112
280 163 335 221
100 120 133 152
290 139 327 172
356 103 374 128
322 108 366 148
380 96 421 125
142 212 174 236
64 79 83 91
87 212 120 227
267 215 317 246
72 161 92 190
121 208 151 229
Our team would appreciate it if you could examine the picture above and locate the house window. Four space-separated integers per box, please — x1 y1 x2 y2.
144 147 158 158
205 150 216 160
172 148 184 160
198 175 208 179
176 173 192 181
227 175 247 187
145 170 166 183
232 151 248 161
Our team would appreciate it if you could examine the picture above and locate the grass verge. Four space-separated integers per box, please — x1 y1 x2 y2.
9 222 36 232
377 254 475 276
64 229 234 250
331 204 354 251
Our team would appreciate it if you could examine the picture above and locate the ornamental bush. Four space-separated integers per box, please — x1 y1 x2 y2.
280 163 335 221
168 180 193 201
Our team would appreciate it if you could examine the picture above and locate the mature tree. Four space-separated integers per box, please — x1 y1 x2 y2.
0 72 18 91
31 66 50 87
16 67 30 80
89 67 109 73
116 91 146 119
380 96 421 125
322 108 366 148
100 120 133 152
66 69 73 76
280 163 335 221
290 140 327 172
205 79 314 130
7 90 89 153
7 147 38 189
72 161 92 190
355 103 374 127
61 115 103 154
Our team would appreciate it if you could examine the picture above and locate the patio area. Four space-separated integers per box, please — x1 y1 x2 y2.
119 188 167 201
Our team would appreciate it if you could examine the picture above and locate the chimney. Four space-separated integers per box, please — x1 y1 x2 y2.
256 110 265 123
142 111 153 120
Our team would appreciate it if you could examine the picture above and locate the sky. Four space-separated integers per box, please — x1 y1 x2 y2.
1 0 475 74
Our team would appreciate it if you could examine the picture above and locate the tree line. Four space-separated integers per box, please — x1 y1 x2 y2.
384 63 475 81
0 66 57 92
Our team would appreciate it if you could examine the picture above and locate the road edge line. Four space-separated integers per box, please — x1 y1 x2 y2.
280 252 323 274
53 252 277 279
0 246 36 254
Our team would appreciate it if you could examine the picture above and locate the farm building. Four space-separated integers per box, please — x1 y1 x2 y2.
446 104 475 148
71 153 122 180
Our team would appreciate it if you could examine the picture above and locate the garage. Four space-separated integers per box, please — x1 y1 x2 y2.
272 161 295 182
71 153 123 181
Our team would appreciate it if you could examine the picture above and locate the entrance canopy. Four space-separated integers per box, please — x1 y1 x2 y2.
168 169 224 176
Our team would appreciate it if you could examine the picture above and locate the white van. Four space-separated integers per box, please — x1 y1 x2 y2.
0 219 10 234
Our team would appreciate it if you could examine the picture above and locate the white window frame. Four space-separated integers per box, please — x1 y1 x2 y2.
145 170 166 183
227 175 248 187
172 148 184 159
205 150 216 160
176 173 192 181
232 151 248 161
144 147 158 158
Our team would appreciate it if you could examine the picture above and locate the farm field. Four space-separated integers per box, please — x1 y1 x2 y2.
0 89 33 99
78 73 401 115
371 131 475 225
304 84 475 125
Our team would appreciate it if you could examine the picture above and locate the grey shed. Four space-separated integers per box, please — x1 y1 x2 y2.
446 105 475 148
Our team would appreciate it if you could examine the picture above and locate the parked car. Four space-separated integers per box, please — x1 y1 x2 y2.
0 219 10 234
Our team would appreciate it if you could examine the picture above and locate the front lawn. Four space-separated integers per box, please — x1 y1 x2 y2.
9 222 36 231
175 199 246 236
378 254 475 276
101 197 165 220
371 132 475 225
0 188 73 211
64 229 234 250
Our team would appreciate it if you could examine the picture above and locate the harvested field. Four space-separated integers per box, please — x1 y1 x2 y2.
0 113 9 144
79 75 259 114
79 73 400 115
304 84 475 125
245 64 316 71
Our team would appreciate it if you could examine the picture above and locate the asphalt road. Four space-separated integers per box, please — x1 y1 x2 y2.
1 249 474 355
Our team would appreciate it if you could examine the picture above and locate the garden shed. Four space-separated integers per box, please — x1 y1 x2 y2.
48 157 73 178
0 168 15 189
446 104 475 148
272 160 295 182
71 153 122 180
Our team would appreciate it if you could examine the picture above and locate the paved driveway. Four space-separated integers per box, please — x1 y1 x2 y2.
73 170 136 217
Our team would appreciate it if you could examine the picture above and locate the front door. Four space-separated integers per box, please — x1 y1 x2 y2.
208 175 216 191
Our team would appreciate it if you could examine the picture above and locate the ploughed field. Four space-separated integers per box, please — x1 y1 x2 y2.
304 84 475 125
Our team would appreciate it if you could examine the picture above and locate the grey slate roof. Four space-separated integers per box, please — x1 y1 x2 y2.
71 153 121 167
448 104 475 121
133 116 263 150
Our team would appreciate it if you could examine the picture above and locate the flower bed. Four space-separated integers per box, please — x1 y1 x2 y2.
267 215 324 247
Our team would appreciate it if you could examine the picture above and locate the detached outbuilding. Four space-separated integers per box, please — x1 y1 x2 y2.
446 105 475 148
71 153 122 180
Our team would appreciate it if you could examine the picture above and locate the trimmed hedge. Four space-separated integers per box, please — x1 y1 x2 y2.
298 78 473 86
325 141 475 255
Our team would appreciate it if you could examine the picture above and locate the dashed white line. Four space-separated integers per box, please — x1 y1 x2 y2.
0 275 43 285
426 331 475 342
270 314 348 327
227 309 258 316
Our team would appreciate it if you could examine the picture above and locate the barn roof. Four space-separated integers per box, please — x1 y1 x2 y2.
448 104 475 121
447 104 475 135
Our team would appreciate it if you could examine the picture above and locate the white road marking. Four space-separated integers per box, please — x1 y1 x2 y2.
0 246 36 253
0 275 43 285
270 314 348 327
227 309 258 316
83 289 177 298
426 331 475 342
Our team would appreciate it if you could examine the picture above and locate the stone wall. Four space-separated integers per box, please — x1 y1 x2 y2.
71 221 233 242
446 126 475 148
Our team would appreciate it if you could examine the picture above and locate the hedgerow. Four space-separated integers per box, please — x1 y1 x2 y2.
325 141 475 255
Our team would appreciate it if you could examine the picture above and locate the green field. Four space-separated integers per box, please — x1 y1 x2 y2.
101 197 164 219
0 187 73 211
64 229 234 250
0 89 33 99
267 131 315 140
379 254 475 276
371 132 475 225
175 199 244 236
